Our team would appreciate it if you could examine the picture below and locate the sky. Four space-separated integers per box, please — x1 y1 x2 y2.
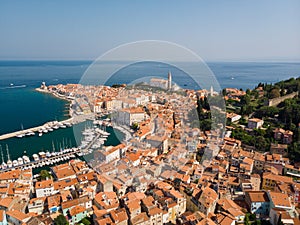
0 1 300 61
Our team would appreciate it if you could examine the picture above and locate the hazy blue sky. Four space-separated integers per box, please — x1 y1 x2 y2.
0 1 300 61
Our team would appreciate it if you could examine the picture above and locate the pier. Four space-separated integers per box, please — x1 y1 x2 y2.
0 148 80 172
0 118 74 141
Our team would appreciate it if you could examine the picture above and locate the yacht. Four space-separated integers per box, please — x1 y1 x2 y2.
22 155 30 164
39 152 46 159
46 151 51 157
1 162 7 170
16 133 25 138
64 122 72 127
17 157 24 165
32 154 39 161
26 131 35 136
59 123 67 128
12 160 18 167
7 160 12 168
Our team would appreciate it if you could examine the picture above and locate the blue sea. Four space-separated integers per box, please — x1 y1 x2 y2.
0 60 299 161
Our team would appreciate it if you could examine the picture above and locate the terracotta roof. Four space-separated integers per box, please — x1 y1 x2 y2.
52 165 76 180
0 210 4 221
35 179 53 189
110 208 128 223
47 195 61 208
0 196 14 208
131 212 149 224
126 199 141 212
148 207 163 216
0 169 21 181
263 172 293 184
94 192 119 210
268 191 292 208
61 196 89 210
6 209 29 222
69 205 86 216
53 178 78 190
246 191 269 202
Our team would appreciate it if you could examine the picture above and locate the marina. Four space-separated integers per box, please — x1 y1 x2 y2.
0 119 116 172
1 147 78 172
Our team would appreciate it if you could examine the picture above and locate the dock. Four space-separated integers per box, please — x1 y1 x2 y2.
0 148 81 172
0 118 74 141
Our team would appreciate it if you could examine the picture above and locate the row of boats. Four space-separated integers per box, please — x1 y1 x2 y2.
93 118 112 127
78 123 111 151
0 145 78 171
16 121 72 138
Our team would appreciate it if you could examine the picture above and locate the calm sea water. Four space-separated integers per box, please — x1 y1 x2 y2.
0 60 299 161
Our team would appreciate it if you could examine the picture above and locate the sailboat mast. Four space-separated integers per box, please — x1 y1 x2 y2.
52 141 55 152
6 144 10 161
0 145 4 164
62 138 65 150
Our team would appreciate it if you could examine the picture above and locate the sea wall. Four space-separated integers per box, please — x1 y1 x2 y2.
265 91 298 107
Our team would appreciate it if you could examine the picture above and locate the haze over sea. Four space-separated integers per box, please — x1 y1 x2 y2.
0 60 299 161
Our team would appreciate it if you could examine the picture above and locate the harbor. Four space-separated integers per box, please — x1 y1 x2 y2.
0 147 79 172
0 118 125 173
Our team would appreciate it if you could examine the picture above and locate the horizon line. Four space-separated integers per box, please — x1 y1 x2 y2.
0 58 300 63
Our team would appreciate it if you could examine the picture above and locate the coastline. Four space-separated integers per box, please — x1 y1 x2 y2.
0 88 75 141
35 87 73 118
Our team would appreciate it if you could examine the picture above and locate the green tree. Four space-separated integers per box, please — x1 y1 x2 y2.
54 215 69 225
131 122 139 131
80 218 91 225
249 213 256 221
269 88 280 99
254 220 262 225
39 170 51 181
222 88 227 97
240 94 250 105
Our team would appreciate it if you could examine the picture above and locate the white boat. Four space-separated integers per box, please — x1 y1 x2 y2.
32 154 39 161
17 157 24 165
7 160 12 168
53 125 59 129
16 133 25 138
39 152 46 159
23 156 30 163
26 131 35 136
59 123 67 128
39 132 43 137
64 122 72 127
1 162 7 169
12 160 18 167
48 128 54 132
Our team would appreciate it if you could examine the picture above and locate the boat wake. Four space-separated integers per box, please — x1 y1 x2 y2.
0 85 27 90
